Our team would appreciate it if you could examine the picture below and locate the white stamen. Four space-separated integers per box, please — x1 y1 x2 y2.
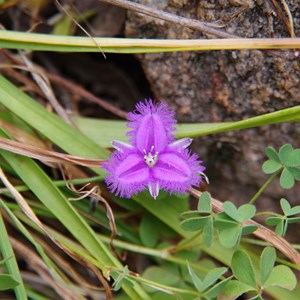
143 147 158 168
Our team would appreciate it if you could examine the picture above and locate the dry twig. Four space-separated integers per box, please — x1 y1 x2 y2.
0 136 104 168
98 0 238 38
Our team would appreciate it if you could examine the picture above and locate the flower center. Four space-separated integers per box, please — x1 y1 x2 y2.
143 146 158 168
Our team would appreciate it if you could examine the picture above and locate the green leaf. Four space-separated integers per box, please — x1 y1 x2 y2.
260 247 276 284
265 147 280 162
0 213 26 298
187 262 203 292
198 192 212 213
288 167 300 180
241 225 258 235
143 266 180 288
280 198 291 214
264 265 296 290
278 144 293 163
265 217 282 226
218 225 241 248
275 220 284 236
280 168 295 189
223 201 239 221
237 204 256 222
203 218 214 247
205 276 232 298
0 75 109 161
285 149 300 167
286 205 300 216
139 213 159 247
112 266 134 292
180 217 210 232
201 267 227 291
214 217 238 230
224 280 256 299
231 250 257 288
0 274 19 291
262 160 282 174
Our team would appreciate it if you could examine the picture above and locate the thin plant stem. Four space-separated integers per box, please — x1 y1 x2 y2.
97 233 211 273
127 275 199 296
255 211 282 217
248 168 283 204
98 0 237 38
0 176 103 194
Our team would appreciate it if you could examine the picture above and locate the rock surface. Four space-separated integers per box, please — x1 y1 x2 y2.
125 0 300 206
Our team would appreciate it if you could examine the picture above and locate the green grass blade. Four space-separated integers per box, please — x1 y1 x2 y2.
0 75 109 163
0 30 300 53
74 104 300 148
0 199 63 283
0 209 27 299
0 141 149 299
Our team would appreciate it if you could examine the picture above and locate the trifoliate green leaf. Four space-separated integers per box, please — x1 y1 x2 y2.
231 250 257 288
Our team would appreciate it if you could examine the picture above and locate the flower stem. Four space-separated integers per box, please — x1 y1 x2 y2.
248 168 283 205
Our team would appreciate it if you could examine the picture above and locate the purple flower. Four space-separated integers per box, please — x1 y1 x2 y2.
103 99 205 199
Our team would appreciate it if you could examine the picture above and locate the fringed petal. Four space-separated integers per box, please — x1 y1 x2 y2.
112 140 134 153
103 152 149 198
168 138 192 152
152 150 205 194
127 99 176 152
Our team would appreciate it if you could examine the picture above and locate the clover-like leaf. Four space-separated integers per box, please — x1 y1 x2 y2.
180 216 210 231
241 224 258 235
198 192 212 213
285 149 300 167
218 225 241 248
265 217 281 226
201 267 227 291
231 250 257 289
223 201 239 221
280 168 295 189
187 261 203 292
275 219 284 236
280 198 291 215
288 166 300 180
262 160 282 174
263 265 296 291
286 204 299 216
224 280 256 299
265 146 280 162
265 216 285 236
203 218 214 247
237 204 256 222
278 144 293 163
260 247 276 285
